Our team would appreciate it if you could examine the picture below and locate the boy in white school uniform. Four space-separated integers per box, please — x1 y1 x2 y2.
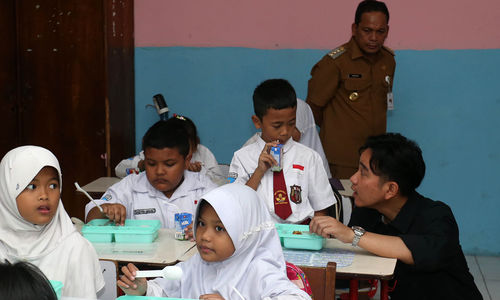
85 118 217 230
115 115 224 185
243 98 332 179
229 79 336 224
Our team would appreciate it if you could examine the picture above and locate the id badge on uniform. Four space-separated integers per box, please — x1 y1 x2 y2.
385 75 394 110
387 92 394 110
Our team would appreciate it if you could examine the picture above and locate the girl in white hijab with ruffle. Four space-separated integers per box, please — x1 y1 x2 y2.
119 183 311 300
0 146 104 299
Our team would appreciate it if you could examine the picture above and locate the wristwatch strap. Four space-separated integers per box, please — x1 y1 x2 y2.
351 226 365 247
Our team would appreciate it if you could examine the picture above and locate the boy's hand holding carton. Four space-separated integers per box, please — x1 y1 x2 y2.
256 140 280 173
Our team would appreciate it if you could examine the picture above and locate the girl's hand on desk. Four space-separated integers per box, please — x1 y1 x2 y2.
118 263 147 296
199 293 225 300
101 203 127 226
310 216 354 244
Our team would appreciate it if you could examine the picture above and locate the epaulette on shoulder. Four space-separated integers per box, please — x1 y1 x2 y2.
327 46 346 60
383 45 395 56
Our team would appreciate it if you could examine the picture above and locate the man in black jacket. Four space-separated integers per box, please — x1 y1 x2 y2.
310 133 482 300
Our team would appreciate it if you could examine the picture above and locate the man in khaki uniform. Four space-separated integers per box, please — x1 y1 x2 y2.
306 0 395 179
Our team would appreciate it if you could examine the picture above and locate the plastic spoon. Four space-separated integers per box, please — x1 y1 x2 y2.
135 266 183 280
74 182 104 213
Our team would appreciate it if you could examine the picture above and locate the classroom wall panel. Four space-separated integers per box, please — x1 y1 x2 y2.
135 0 500 50
134 0 500 255
135 46 500 255
388 49 500 254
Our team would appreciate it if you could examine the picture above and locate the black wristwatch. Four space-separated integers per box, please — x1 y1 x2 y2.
351 226 366 247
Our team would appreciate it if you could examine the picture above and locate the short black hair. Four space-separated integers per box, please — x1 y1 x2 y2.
355 0 389 25
142 118 190 158
0 261 58 300
359 133 425 197
253 79 297 119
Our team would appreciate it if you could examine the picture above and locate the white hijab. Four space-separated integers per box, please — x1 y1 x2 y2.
0 146 104 298
152 183 310 299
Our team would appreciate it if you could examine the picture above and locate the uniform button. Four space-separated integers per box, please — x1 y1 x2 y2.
349 92 359 101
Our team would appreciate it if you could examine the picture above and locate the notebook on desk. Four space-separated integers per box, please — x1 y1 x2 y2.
283 248 354 268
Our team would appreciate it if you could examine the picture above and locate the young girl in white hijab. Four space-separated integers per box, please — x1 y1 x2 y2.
119 183 311 300
0 146 104 299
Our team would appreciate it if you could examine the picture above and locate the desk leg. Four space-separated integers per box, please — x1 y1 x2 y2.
349 279 358 300
380 280 389 300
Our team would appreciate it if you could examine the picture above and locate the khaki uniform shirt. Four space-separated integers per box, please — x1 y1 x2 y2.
306 38 395 178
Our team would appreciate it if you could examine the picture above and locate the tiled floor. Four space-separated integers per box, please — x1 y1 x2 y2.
368 255 500 300
467 255 500 300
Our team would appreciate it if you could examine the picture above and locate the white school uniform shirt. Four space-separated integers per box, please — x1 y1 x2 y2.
0 146 104 299
146 184 311 300
114 144 224 185
85 170 217 228
192 145 225 185
243 99 332 179
230 136 336 223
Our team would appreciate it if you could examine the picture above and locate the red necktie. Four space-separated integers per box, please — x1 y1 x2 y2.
273 170 292 220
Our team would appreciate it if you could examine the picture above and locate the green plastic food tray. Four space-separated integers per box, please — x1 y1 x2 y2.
275 223 324 250
82 219 161 243
49 280 63 299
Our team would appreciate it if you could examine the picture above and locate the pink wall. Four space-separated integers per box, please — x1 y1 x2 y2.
135 0 500 50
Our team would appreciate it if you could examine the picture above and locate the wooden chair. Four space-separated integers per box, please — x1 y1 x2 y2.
300 262 337 300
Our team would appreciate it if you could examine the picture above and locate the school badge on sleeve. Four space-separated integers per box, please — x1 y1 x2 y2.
290 185 302 204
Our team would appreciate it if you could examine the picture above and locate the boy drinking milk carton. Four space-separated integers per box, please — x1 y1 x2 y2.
229 79 336 224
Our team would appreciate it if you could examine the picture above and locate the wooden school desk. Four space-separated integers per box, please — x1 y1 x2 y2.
313 239 396 300
79 177 121 198
90 229 196 267
285 238 396 300
74 226 194 299
332 180 396 299
86 228 395 300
